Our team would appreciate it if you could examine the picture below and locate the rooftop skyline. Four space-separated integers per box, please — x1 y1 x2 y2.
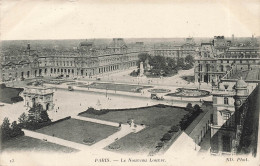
1 0 260 40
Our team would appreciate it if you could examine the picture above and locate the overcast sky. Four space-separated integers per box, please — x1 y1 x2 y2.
1 0 259 40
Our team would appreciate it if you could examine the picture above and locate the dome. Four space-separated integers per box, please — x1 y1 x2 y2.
236 77 247 88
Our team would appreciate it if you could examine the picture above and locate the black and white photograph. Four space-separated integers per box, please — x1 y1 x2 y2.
0 0 259 166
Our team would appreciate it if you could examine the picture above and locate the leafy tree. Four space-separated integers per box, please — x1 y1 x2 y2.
193 104 202 112
40 111 51 123
177 58 185 70
167 57 177 70
184 54 195 70
10 121 23 137
28 104 44 122
185 103 193 112
1 117 12 141
170 125 180 132
18 112 28 124
137 53 150 68
161 133 172 142
185 54 195 65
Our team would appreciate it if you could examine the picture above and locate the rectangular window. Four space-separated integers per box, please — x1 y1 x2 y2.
223 113 230 120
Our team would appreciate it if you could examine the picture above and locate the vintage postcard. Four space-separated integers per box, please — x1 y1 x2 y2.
0 0 259 166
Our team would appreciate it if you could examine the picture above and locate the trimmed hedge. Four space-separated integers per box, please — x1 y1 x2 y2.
78 104 186 116
11 96 23 102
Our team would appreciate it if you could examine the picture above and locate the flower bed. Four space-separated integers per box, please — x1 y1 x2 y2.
148 88 171 93
166 88 210 98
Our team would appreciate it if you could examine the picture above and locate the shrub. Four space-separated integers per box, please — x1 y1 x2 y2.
83 137 95 145
156 142 164 148
170 125 180 132
0 84 6 89
185 103 194 112
161 133 172 142
86 107 109 115
108 144 121 150
11 96 24 103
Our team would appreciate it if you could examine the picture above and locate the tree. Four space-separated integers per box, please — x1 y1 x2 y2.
186 103 193 112
10 121 23 137
18 112 28 124
161 133 172 142
170 125 180 132
149 55 167 76
28 104 44 122
1 117 12 141
184 54 195 70
167 57 177 70
137 53 150 69
177 58 185 70
185 54 195 65
40 111 51 123
193 104 202 112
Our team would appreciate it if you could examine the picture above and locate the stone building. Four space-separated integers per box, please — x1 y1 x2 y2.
210 65 260 155
0 38 147 81
152 37 198 60
194 36 260 83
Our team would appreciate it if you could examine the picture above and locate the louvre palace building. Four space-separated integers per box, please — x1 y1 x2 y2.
0 38 147 82
151 37 199 59
194 36 260 83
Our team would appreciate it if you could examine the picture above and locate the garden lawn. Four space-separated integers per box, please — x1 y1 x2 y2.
80 105 188 127
79 82 152 93
80 105 189 154
36 118 118 145
104 125 169 154
0 86 23 104
1 136 79 153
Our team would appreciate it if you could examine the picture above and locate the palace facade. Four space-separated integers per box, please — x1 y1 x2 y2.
210 65 260 155
152 37 199 59
0 38 147 82
194 36 260 83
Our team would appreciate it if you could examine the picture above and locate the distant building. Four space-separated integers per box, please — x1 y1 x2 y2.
194 36 260 83
152 37 198 60
0 38 148 81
